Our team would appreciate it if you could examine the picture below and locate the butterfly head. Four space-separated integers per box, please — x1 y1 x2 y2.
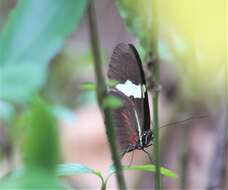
142 130 153 146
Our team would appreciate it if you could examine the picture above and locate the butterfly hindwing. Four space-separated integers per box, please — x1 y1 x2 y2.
110 90 139 152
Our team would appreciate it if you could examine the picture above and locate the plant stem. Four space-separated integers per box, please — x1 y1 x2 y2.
153 90 161 190
87 2 126 190
101 183 106 190
151 0 161 189
179 127 189 189
100 176 106 190
224 42 228 190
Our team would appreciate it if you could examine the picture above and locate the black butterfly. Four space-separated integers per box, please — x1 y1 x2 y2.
108 43 153 157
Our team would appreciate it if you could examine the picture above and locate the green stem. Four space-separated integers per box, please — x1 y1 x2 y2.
179 126 189 189
153 91 161 190
101 183 106 190
151 0 161 189
100 176 106 190
87 2 126 190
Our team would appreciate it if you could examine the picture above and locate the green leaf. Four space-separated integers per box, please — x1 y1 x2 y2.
1 164 103 188
107 79 119 88
0 0 88 65
80 82 96 91
80 80 119 91
102 95 123 109
0 169 62 189
57 163 102 178
0 63 46 102
125 165 178 179
23 96 59 172
0 0 88 103
109 164 178 179
0 100 15 122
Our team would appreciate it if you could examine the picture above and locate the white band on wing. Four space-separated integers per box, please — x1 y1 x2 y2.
115 80 146 98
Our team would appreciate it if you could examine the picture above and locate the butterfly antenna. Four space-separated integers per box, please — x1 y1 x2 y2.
160 115 208 129
142 149 153 163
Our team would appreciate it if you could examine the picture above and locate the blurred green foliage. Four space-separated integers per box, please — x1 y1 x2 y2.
116 0 154 52
57 163 102 177
42 47 108 108
102 95 123 109
23 97 59 171
56 163 177 189
0 170 63 189
0 96 62 189
42 49 95 108
0 0 88 103
109 164 177 179
0 100 15 122
80 80 119 91
0 0 89 188
0 0 225 188
1 63 46 103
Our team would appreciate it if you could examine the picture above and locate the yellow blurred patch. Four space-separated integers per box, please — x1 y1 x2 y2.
117 0 227 105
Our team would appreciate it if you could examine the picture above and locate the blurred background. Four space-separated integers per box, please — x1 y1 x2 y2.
0 0 227 189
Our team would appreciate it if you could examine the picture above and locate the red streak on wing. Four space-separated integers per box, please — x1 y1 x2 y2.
121 112 138 145
130 132 138 145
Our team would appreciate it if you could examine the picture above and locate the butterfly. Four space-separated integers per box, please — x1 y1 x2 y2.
108 43 153 157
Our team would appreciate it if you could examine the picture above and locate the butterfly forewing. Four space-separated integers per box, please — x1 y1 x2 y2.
108 43 144 84
129 44 151 132
108 43 151 152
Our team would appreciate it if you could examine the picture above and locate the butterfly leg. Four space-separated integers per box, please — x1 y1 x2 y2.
142 149 153 163
128 150 135 167
120 144 136 159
